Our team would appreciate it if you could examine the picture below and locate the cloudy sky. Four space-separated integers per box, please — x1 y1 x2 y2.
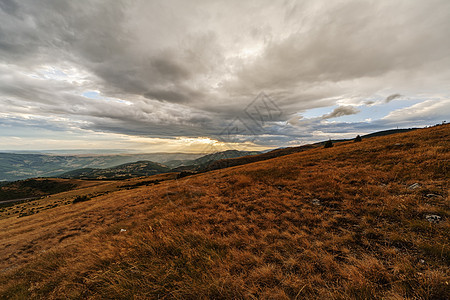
1 0 449 153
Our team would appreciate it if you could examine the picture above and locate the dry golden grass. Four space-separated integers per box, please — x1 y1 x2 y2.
0 125 449 299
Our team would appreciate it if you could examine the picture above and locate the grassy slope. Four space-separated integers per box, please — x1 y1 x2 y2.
0 173 177 271
201 144 317 172
0 125 449 299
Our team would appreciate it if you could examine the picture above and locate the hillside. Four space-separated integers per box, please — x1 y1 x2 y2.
361 128 418 139
0 125 449 299
171 150 261 171
195 129 420 174
201 144 317 172
58 161 171 180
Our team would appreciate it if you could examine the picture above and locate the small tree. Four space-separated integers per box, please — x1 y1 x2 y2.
324 140 333 148
354 135 362 142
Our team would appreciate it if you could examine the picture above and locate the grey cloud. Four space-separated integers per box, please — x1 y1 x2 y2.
150 57 192 83
225 1 450 103
0 0 18 16
0 67 216 138
144 89 188 103
321 106 360 119
385 94 402 103
143 84 206 104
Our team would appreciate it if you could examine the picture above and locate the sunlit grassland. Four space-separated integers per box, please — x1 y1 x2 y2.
0 125 448 299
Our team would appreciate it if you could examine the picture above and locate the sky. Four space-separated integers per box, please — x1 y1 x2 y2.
0 0 449 153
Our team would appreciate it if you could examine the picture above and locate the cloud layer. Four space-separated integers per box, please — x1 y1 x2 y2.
1 0 449 151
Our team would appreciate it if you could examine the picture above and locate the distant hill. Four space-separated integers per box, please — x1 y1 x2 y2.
199 144 317 172
163 159 195 168
0 153 200 181
171 150 261 171
197 128 421 173
210 147 308 171
312 128 420 146
59 161 171 180
362 128 418 138
0 178 77 202
193 150 260 165
59 151 260 179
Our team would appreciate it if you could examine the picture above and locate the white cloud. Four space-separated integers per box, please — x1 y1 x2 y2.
383 99 450 123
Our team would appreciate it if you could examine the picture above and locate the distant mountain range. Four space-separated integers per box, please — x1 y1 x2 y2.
0 128 419 182
0 153 201 181
58 150 260 180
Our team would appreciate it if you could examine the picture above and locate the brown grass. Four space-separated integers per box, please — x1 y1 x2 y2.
0 125 449 299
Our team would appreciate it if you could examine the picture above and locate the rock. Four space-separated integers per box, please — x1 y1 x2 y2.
426 193 442 198
408 183 421 190
425 215 441 223
120 228 127 232
312 199 321 206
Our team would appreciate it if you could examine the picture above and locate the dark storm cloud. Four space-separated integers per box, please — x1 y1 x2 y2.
385 94 402 103
1 0 450 148
0 0 18 16
321 106 360 120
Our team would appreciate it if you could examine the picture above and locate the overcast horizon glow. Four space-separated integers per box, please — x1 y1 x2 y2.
1 0 449 153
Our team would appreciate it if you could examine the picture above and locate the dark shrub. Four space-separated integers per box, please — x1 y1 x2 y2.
354 135 362 142
73 195 90 204
177 171 197 179
324 140 333 148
